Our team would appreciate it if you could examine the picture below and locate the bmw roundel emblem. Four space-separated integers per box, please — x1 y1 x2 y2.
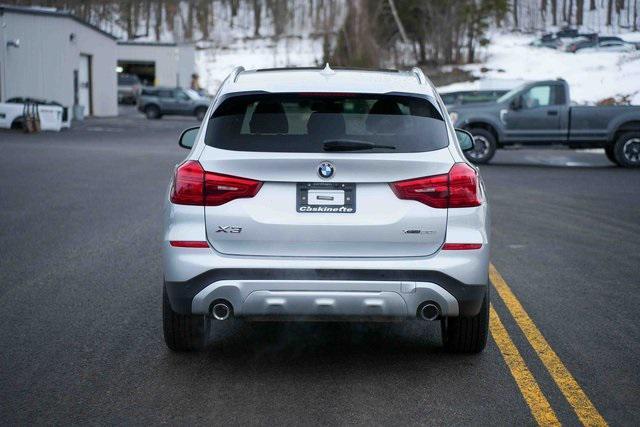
318 162 335 179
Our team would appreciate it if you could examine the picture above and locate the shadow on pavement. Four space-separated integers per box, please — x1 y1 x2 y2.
195 320 446 365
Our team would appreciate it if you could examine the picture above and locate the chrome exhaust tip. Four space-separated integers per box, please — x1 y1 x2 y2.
420 303 440 321
211 302 231 321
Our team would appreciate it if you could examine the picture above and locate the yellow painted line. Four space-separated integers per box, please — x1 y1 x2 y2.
490 305 561 426
490 264 608 427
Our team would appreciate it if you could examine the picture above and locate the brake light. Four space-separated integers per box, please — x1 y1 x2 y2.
170 160 262 206
448 163 482 208
170 161 205 205
204 171 263 206
390 163 481 208
390 173 449 208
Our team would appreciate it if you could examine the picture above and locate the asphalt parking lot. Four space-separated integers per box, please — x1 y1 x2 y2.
1 111 639 425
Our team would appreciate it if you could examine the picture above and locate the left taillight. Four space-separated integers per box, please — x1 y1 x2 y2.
170 161 205 205
170 160 262 206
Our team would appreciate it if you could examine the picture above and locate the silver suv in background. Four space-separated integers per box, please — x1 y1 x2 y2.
138 87 210 120
163 66 490 353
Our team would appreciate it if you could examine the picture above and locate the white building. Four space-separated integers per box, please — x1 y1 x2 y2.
0 5 118 117
0 5 197 120
117 42 196 89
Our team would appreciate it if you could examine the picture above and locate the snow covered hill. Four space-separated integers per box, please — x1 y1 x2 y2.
194 31 640 105
438 33 640 105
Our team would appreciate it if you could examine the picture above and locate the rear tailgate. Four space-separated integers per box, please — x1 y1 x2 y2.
201 148 453 257
198 91 454 258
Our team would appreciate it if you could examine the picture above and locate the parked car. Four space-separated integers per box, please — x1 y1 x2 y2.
138 87 209 120
532 28 586 49
117 73 141 104
163 66 490 353
572 38 636 53
531 28 637 52
448 79 640 167
441 90 509 108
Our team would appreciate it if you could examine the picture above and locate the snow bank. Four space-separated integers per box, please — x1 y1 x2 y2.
439 33 640 105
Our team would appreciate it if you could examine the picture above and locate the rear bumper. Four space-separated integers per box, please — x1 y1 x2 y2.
165 268 488 319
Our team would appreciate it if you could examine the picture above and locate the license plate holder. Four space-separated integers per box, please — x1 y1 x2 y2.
297 183 356 213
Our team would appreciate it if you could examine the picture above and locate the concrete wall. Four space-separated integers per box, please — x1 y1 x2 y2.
0 10 118 116
177 45 196 89
117 43 196 88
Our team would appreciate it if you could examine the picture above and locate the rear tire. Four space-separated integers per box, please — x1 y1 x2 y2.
10 117 25 130
613 131 640 168
466 128 497 164
605 145 620 165
145 105 161 120
163 285 207 352
441 289 489 354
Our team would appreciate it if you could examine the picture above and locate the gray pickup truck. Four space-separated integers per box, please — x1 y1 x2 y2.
448 79 640 167
137 87 209 121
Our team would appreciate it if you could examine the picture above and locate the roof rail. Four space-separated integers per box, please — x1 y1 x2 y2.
230 66 245 83
411 67 427 85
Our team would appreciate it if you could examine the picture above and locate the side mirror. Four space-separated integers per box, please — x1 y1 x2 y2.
178 126 199 149
510 97 522 110
455 128 475 152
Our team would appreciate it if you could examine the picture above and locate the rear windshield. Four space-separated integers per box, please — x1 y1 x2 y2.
204 93 448 153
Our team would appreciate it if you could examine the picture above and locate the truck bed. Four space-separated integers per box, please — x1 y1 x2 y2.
569 105 640 144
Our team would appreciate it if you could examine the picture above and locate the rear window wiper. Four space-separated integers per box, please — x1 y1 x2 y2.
322 139 396 152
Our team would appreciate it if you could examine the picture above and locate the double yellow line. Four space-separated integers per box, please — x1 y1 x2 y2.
489 264 607 426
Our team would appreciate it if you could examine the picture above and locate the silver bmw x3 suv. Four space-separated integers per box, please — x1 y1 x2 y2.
163 66 490 353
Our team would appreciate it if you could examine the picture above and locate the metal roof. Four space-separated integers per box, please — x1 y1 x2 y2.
0 4 117 40
117 41 182 48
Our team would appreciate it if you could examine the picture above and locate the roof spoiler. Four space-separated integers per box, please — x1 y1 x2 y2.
411 67 427 85
230 66 245 83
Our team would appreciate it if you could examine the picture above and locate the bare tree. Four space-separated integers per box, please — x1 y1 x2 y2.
153 0 163 41
252 0 262 37
387 0 409 44
576 0 584 25
568 0 573 23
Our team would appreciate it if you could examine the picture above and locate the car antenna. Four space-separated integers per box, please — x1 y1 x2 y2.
320 63 335 76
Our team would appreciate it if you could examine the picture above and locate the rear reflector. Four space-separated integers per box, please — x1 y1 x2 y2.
442 243 482 250
170 160 262 206
390 163 481 208
169 240 209 248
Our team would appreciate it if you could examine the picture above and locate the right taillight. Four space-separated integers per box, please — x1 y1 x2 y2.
170 160 262 206
448 163 481 208
390 163 481 208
